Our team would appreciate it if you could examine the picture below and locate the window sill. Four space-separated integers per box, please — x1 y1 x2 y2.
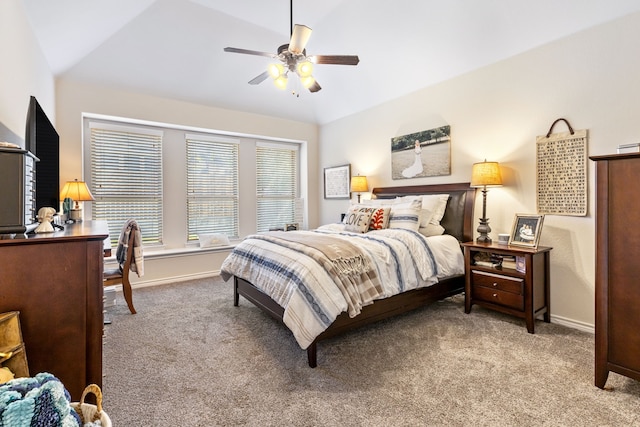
105 242 237 262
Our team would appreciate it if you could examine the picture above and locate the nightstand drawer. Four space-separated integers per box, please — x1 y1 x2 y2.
471 270 523 294
473 286 524 310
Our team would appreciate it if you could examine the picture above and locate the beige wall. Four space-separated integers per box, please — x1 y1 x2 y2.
319 12 640 331
0 0 55 139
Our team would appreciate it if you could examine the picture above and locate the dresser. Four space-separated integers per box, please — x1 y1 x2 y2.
590 152 640 389
0 221 108 400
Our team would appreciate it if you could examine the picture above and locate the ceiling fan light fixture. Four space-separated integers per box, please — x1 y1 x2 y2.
223 1 359 94
297 61 313 77
289 24 312 54
274 74 288 90
300 75 315 89
268 63 284 78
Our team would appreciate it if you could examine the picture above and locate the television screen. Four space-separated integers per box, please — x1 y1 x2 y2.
25 96 60 216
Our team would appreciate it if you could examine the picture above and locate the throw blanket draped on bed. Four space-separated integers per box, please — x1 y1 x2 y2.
220 226 464 349
251 231 384 318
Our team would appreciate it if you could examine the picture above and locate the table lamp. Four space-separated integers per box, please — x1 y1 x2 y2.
470 160 502 243
60 179 95 222
350 175 368 203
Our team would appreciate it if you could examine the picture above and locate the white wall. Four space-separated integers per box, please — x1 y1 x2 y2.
55 79 319 285
319 12 640 330
0 0 55 140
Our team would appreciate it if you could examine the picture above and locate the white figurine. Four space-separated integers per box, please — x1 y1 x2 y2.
34 207 57 233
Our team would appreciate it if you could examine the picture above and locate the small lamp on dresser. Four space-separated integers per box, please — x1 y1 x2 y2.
60 179 95 222
350 175 368 203
470 160 503 243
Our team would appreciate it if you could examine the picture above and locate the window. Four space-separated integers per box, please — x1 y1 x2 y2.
88 122 163 245
84 114 306 251
256 141 300 232
186 134 239 240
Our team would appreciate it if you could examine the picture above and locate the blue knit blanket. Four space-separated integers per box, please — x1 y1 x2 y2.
0 372 81 426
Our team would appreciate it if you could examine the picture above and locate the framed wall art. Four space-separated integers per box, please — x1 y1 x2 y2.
536 118 588 216
391 125 451 179
508 214 545 248
324 164 351 199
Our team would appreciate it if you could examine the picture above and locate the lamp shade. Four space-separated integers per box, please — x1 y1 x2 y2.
60 179 95 202
350 175 368 193
470 161 503 187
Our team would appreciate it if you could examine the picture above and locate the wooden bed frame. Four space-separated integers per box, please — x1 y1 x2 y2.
233 182 476 367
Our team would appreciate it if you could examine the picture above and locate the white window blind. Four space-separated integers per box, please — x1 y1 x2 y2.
89 123 163 245
256 141 299 232
186 134 239 240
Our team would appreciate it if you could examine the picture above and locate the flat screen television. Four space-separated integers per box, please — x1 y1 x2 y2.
25 96 60 216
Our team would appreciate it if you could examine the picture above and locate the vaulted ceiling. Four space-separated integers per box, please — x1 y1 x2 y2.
22 0 640 124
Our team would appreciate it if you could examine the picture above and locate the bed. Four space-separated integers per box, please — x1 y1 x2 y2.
221 182 476 367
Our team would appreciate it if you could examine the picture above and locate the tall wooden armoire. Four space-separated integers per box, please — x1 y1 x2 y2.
590 152 640 388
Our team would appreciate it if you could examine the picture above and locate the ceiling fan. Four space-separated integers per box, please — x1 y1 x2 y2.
223 0 359 94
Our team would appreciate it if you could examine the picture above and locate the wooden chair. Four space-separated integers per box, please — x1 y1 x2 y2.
104 226 137 314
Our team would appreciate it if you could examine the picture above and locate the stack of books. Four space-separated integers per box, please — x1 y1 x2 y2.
473 253 526 273
501 255 517 269
473 252 502 268
496 255 526 273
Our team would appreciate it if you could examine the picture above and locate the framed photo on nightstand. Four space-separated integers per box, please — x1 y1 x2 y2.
509 214 544 247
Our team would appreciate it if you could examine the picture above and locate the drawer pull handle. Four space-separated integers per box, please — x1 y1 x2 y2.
492 282 498 287
492 293 498 298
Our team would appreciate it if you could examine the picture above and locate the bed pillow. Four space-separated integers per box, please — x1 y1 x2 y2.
343 205 375 233
361 198 393 207
424 194 449 226
387 199 421 231
368 206 391 230
198 233 230 247
419 223 446 237
398 194 449 227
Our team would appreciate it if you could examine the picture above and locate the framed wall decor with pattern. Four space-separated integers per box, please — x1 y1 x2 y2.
324 164 351 199
536 118 588 216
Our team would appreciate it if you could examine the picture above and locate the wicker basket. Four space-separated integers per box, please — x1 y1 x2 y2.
70 384 112 427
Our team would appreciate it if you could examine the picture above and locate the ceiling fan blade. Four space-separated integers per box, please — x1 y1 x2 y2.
248 71 269 85
224 47 277 59
310 55 360 66
289 24 312 54
308 81 322 93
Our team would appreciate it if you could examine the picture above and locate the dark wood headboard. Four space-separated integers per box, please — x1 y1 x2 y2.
371 182 476 243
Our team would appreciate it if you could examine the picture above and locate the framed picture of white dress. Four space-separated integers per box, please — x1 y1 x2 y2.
391 125 451 180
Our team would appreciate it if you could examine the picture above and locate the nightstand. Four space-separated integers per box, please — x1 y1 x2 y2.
462 242 552 333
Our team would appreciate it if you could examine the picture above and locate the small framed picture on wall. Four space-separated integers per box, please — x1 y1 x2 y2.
324 164 351 199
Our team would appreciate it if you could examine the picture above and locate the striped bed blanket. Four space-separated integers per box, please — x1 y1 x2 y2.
220 225 464 349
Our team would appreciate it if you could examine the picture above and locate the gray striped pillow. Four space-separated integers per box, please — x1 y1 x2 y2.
388 199 421 231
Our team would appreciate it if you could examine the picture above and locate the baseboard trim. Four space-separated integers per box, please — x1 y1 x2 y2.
108 276 596 335
106 270 221 291
550 314 594 334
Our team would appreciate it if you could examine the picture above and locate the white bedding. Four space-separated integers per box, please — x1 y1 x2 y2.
220 224 464 349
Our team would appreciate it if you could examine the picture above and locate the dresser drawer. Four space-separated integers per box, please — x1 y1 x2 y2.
471 270 523 294
471 270 524 310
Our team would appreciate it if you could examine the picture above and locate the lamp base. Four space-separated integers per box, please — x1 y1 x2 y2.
476 218 492 243
69 209 83 222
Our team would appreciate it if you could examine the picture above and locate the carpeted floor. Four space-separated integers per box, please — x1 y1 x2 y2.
102 276 640 426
